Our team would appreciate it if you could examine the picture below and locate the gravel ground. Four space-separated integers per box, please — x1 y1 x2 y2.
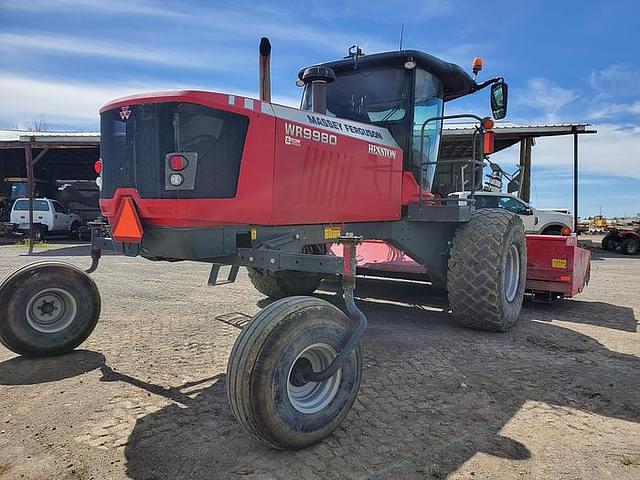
0 239 638 479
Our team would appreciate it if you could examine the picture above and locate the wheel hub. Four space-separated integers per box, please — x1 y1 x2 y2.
26 288 77 334
287 343 342 414
503 244 521 303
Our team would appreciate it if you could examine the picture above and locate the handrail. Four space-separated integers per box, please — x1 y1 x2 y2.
417 113 486 206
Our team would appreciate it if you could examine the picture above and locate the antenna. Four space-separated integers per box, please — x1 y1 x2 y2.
399 22 404 51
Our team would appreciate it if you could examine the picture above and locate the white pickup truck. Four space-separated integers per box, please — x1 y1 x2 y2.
452 191 574 235
9 198 82 240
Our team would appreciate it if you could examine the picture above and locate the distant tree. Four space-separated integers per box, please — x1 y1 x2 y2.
25 115 48 132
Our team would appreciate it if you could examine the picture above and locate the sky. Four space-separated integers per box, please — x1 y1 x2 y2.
0 0 638 217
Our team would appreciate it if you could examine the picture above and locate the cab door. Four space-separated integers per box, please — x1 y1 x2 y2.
497 196 536 232
51 200 70 231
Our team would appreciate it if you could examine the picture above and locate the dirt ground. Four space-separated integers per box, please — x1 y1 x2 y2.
0 239 639 480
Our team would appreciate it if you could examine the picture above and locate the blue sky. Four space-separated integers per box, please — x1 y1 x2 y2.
1 0 639 216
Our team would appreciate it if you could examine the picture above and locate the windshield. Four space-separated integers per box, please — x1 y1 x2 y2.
413 69 443 192
13 199 49 211
302 67 410 124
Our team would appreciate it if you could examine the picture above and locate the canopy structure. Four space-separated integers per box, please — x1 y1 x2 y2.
0 122 596 254
0 130 100 254
439 122 597 231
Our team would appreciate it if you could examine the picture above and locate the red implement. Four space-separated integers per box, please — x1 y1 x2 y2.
525 234 591 298
331 234 591 299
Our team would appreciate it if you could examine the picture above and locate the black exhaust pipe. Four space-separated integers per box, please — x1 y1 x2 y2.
259 37 271 102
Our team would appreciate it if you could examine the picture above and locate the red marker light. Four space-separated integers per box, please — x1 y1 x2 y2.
94 159 102 174
169 154 188 171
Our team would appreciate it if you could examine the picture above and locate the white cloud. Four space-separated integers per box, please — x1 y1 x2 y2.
587 101 640 120
0 32 245 71
0 0 176 17
515 78 579 123
589 64 640 100
0 74 299 129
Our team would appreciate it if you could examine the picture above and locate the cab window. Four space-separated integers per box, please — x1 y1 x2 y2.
412 69 444 192
13 199 50 211
497 196 529 215
52 201 66 213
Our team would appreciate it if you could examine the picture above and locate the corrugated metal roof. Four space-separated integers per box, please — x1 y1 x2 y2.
443 122 595 136
0 123 596 147
0 129 100 145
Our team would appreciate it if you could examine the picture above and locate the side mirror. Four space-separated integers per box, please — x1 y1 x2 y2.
490 82 508 120
524 207 533 215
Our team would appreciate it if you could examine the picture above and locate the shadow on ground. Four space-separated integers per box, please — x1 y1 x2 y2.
0 350 105 385
117 279 640 479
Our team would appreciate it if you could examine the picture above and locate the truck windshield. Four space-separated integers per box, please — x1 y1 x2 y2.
302 67 410 124
13 199 49 211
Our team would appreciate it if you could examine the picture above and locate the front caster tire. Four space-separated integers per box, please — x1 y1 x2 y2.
0 261 101 357
448 209 527 332
247 268 322 299
227 296 362 450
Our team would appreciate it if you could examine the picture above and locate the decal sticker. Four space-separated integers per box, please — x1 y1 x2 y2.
368 144 397 160
119 106 131 120
284 136 301 147
284 122 337 145
324 226 341 240
551 258 567 269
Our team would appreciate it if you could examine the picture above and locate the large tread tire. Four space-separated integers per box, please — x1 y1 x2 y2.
621 238 640 255
247 268 322 299
0 261 101 357
601 234 618 251
227 296 362 450
448 209 527 332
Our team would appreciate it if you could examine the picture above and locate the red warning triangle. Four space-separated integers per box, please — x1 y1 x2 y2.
112 197 143 243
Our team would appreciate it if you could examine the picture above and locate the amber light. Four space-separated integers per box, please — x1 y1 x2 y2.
481 117 495 130
561 226 572 236
472 57 483 75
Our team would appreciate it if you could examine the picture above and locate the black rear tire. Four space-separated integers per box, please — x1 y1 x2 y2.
31 225 46 242
0 261 101 357
70 221 81 239
247 268 322 299
227 296 362 450
448 209 527 332
621 238 640 255
601 234 618 251
541 226 562 235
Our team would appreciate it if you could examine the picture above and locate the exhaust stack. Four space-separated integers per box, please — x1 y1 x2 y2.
301 66 336 114
259 37 271 102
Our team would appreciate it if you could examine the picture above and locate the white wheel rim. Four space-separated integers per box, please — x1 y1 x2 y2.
287 343 342 414
503 244 521 303
25 287 78 334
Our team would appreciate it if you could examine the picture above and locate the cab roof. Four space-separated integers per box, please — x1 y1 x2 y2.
298 50 479 102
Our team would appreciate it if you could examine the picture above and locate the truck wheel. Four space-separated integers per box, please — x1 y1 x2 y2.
0 261 101 357
448 209 527 332
247 268 322 299
69 221 81 239
227 296 362 449
621 238 639 255
601 234 618 251
31 225 46 242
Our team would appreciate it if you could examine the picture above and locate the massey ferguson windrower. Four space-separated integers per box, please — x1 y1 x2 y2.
0 41 525 449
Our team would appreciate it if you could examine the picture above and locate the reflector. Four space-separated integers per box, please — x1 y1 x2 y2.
111 197 143 243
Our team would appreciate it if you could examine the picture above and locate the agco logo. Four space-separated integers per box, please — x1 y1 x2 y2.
119 106 131 120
